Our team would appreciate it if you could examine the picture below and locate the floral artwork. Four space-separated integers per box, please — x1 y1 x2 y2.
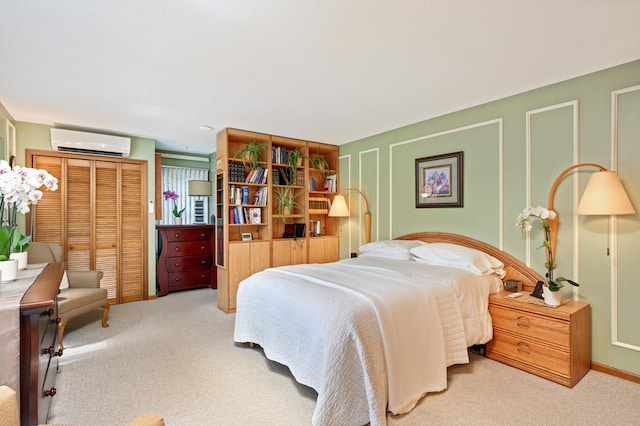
415 151 463 208
163 190 185 218
0 160 59 259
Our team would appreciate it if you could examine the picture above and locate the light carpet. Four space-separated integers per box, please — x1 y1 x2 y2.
48 288 640 425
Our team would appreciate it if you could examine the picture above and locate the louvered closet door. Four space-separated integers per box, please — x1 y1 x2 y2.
30 155 63 243
66 159 92 272
120 163 145 302
28 151 147 304
95 161 119 300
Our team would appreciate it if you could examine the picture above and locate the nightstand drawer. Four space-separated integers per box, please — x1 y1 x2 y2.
490 304 570 348
487 329 570 377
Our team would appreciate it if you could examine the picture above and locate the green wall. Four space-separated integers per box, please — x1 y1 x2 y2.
339 59 640 376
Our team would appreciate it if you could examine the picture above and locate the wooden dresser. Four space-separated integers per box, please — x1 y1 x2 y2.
20 263 64 426
156 225 217 296
486 291 591 387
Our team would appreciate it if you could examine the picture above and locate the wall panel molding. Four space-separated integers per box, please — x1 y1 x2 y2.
611 84 640 352
525 100 579 299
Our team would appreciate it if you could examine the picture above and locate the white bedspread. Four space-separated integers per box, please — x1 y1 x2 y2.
233 257 501 425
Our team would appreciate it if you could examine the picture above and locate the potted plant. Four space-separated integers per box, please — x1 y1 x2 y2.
516 205 579 306
287 147 307 185
0 160 58 278
163 190 185 224
235 140 267 171
274 187 303 222
310 153 330 179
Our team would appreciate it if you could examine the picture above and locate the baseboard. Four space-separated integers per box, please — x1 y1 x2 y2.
591 362 640 384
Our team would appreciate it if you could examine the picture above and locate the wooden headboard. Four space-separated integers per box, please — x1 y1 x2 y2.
396 232 543 293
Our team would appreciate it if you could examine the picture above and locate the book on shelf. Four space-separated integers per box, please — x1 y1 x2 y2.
324 174 336 192
296 171 305 186
309 177 316 191
253 187 268 205
248 207 262 224
241 186 249 204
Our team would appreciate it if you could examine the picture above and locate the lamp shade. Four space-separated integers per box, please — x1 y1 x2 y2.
328 194 350 217
576 171 635 215
188 180 212 196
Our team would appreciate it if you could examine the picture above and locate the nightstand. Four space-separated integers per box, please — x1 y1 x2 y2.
486 291 591 387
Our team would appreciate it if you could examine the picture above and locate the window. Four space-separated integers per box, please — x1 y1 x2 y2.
161 166 209 225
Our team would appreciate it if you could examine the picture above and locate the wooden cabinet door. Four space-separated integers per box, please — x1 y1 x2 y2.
28 151 147 304
120 163 145 302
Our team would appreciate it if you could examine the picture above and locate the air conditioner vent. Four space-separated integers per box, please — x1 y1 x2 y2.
50 128 131 158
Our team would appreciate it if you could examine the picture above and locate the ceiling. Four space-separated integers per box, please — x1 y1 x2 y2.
1 1 639 155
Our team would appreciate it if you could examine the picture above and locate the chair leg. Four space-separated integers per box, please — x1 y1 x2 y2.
58 319 68 351
102 303 110 328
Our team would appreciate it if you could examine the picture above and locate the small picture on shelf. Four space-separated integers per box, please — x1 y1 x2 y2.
248 207 262 224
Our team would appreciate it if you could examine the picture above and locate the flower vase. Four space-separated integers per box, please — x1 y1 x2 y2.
542 286 562 307
10 251 28 269
0 259 18 282
174 217 182 225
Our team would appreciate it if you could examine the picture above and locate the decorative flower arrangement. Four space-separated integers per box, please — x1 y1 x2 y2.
516 205 578 292
0 160 59 260
163 190 185 218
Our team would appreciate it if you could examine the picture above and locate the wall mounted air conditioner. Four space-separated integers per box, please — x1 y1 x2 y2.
50 128 131 158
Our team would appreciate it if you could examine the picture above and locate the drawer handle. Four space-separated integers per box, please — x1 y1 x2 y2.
174 262 181 267
44 387 57 398
175 247 181 252
516 316 531 329
201 260 206 264
516 342 531 355
174 277 181 282
200 246 206 250
201 274 206 279
174 233 180 238
200 233 206 237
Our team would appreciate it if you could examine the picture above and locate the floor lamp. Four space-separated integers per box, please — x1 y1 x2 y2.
328 188 371 243
547 163 635 271
188 180 213 224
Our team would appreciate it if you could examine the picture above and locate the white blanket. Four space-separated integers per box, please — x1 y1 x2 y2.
233 257 500 425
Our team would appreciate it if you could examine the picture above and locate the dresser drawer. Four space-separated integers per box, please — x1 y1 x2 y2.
490 304 570 348
168 270 212 290
165 228 213 242
167 241 212 257
166 255 213 272
487 329 570 377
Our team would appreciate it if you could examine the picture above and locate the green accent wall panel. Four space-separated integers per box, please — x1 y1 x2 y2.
340 59 640 376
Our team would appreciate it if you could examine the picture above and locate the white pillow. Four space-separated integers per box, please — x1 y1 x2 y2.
359 239 425 257
359 252 414 260
410 243 504 276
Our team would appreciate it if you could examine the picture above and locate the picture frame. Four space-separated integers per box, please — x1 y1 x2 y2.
415 151 463 208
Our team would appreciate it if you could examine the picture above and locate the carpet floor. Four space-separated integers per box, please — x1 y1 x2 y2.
48 288 640 425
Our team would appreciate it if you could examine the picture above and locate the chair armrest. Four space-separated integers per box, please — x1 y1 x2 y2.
67 270 104 289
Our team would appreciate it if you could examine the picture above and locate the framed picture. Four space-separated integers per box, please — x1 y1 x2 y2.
415 151 463 208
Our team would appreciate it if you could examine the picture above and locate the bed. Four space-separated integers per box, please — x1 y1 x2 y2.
233 232 542 425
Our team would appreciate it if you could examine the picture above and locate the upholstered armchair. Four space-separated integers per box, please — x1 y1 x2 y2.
26 242 110 350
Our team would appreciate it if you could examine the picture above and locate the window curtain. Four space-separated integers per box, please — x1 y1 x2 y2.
160 166 209 225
